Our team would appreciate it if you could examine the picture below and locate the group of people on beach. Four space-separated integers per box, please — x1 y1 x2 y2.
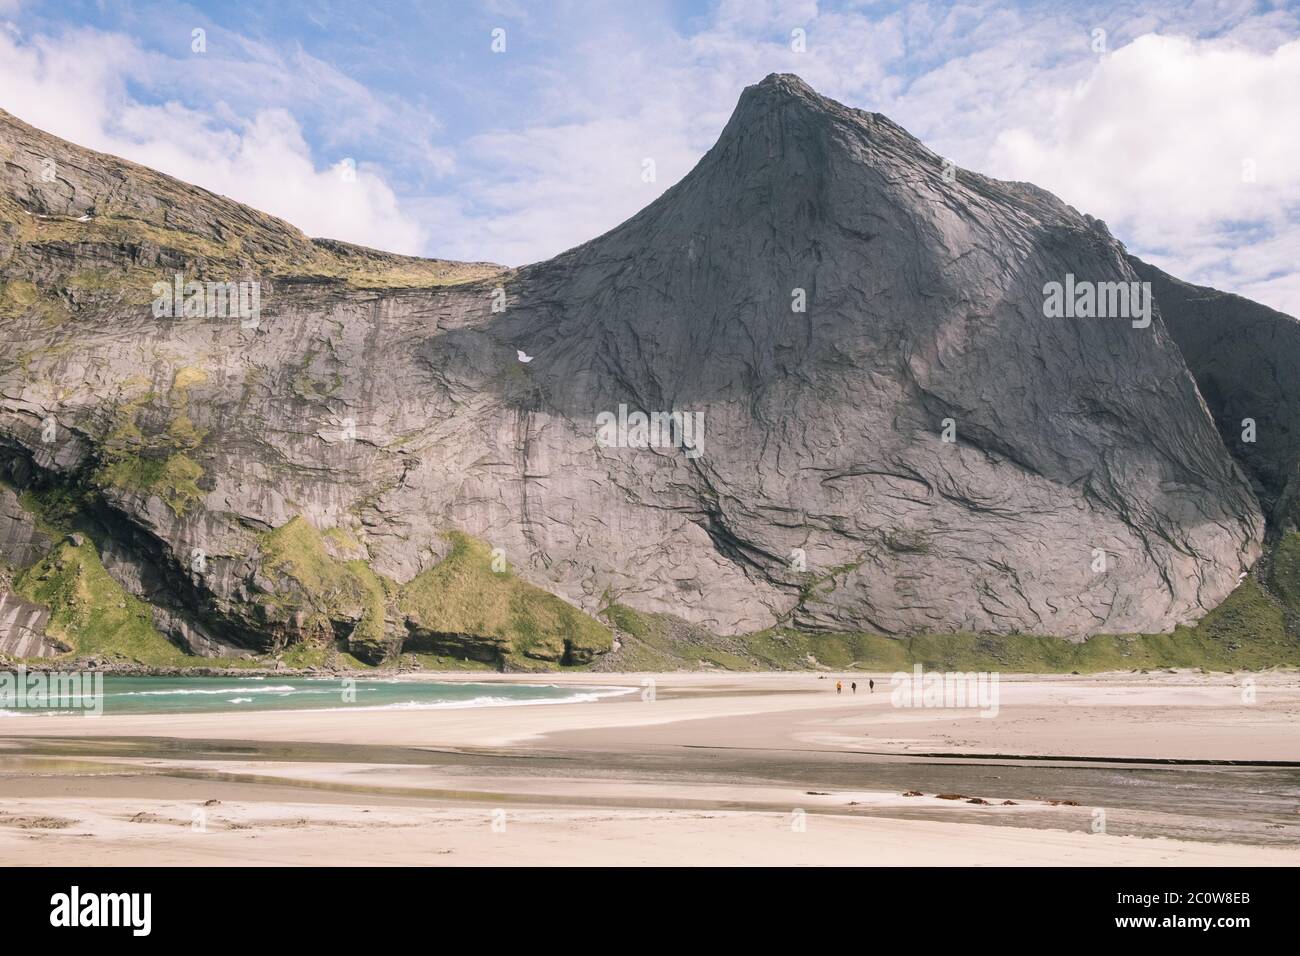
836 679 873 694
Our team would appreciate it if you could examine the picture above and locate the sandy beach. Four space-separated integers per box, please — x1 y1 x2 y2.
2 670 1298 865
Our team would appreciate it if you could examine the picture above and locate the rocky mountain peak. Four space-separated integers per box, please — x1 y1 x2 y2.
0 74 1286 669
726 71 912 149
725 71 846 129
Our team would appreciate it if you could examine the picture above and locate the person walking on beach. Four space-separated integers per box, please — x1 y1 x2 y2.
836 680 842 694
868 678 874 693
851 681 857 694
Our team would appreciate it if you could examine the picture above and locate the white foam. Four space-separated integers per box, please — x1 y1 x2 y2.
115 685 299 697
287 685 638 714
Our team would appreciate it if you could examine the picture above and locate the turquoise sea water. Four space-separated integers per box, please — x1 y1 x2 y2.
0 675 633 716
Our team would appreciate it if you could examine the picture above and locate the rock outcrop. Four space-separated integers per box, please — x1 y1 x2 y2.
1 484 50 567
0 74 1274 663
0 590 55 657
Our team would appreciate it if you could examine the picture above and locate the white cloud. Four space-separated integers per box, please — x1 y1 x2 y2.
987 34 1300 314
0 25 426 254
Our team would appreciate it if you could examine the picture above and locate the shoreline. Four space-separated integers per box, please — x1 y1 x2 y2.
7 654 1300 681
3 671 1297 865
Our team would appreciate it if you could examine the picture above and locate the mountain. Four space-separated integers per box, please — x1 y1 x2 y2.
0 74 1293 670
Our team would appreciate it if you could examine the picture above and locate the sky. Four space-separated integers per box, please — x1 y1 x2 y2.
1 0 1298 314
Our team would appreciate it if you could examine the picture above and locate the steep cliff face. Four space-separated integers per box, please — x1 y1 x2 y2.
1130 256 1300 649
0 74 1271 665
1132 256 1300 528
460 74 1262 637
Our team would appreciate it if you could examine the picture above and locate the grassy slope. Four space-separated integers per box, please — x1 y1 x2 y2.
247 519 613 667
13 538 190 666
400 532 612 666
255 516 393 655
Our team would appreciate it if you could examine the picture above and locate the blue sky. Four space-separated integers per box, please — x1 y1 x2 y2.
2 0 1299 313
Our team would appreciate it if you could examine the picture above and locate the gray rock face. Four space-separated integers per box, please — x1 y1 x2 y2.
477 74 1262 637
1 484 51 568
0 590 56 657
1132 256 1300 529
0 74 1267 656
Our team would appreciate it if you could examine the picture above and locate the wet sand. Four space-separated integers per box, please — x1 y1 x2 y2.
2 671 1298 865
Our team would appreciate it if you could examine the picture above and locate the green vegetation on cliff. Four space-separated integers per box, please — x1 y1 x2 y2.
85 370 215 516
1267 533 1300 610
400 532 612 666
13 537 188 666
0 277 39 316
252 520 613 667
255 516 394 660
598 603 754 670
97 453 204 516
